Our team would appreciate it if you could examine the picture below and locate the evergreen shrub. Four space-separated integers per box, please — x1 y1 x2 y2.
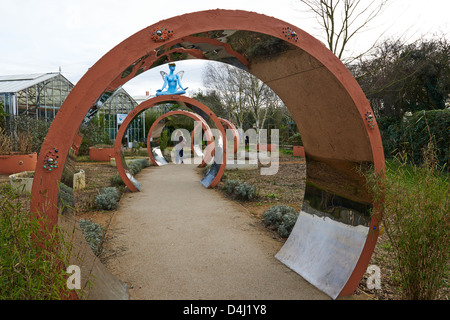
95 187 120 210
78 219 104 256
222 179 255 200
262 205 299 238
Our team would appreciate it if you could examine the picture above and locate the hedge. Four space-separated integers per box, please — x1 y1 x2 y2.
377 109 449 169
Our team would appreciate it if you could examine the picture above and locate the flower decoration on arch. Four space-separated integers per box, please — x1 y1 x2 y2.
151 27 174 42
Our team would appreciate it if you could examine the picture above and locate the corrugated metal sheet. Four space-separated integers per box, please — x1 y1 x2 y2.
0 73 60 93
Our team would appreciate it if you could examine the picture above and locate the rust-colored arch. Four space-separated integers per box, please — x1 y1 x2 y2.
113 95 226 192
146 110 214 167
106 35 249 92
30 9 384 299
189 117 239 158
219 118 240 154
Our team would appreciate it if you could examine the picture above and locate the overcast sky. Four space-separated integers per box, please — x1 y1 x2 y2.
1 0 449 97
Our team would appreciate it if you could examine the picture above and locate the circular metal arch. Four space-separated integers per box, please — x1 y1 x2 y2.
145 110 214 167
189 117 239 160
30 9 384 299
113 96 226 192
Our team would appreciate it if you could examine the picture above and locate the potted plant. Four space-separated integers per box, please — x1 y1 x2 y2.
89 144 115 162
0 128 37 175
289 133 305 157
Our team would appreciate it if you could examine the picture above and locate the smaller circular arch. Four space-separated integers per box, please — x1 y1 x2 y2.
146 110 214 168
114 95 227 192
219 118 240 154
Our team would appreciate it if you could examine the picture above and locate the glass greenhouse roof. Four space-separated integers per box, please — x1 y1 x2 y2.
0 73 65 93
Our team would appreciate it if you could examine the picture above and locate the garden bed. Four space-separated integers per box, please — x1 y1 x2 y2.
220 153 307 218
7 151 445 300
217 153 449 300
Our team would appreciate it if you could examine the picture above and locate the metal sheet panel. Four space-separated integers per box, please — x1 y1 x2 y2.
275 211 368 299
152 147 168 166
201 161 221 188
193 144 203 157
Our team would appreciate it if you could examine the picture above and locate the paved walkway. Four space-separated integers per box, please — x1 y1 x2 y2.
101 163 330 300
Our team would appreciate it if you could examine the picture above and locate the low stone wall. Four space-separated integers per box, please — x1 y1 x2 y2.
9 169 86 193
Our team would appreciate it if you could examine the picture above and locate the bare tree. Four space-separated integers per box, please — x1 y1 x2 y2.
298 0 390 60
203 62 282 133
203 63 247 129
350 36 450 119
243 72 273 133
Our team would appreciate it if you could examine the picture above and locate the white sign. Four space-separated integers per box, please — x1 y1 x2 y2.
117 113 127 125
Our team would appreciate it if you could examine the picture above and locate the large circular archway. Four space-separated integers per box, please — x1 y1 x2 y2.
31 9 384 299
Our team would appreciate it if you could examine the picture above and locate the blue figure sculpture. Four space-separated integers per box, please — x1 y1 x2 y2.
156 63 188 96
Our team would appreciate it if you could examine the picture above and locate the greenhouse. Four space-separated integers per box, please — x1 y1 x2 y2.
0 73 73 121
93 87 144 145
0 73 145 145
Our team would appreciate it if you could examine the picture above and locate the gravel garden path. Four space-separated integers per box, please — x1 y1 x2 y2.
100 163 330 300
